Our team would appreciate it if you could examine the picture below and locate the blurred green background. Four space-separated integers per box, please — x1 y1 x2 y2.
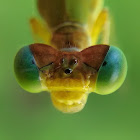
0 0 139 140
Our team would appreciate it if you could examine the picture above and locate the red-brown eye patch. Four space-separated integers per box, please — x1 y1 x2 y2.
30 43 59 68
81 45 109 70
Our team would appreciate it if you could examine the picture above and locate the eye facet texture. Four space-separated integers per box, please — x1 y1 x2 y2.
14 46 42 93
95 46 127 95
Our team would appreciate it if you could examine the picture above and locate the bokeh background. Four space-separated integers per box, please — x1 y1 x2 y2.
0 0 139 140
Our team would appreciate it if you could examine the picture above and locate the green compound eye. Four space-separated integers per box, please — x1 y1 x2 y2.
14 46 42 93
95 46 127 95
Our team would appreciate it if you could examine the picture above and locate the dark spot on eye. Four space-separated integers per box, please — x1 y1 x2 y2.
32 60 35 64
103 61 107 66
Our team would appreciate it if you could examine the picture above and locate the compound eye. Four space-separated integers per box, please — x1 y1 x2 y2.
95 46 127 95
14 44 59 93
14 46 42 93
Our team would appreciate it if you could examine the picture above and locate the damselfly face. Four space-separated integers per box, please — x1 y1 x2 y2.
14 0 128 113
14 44 127 113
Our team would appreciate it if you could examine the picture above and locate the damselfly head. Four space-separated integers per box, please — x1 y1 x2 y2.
14 43 127 113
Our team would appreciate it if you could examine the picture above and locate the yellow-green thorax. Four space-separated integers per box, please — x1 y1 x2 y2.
38 0 103 49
